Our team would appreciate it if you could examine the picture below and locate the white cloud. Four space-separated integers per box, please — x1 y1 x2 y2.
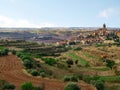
98 8 115 19
0 15 56 28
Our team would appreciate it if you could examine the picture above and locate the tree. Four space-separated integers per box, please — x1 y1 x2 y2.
75 60 78 64
30 69 39 76
3 83 16 90
64 82 80 90
11 50 16 55
23 59 33 69
3 48 9 55
63 76 70 82
70 76 78 82
66 60 73 65
106 60 115 69
43 58 57 66
93 80 105 90
20 82 33 90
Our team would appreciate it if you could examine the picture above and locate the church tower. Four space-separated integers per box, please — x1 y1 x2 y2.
103 23 106 29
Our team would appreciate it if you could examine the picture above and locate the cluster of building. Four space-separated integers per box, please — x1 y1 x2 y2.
56 24 120 46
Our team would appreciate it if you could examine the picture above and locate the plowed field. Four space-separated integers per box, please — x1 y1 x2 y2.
0 55 96 90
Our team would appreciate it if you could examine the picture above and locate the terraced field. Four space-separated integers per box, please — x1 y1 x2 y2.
0 55 64 90
0 55 96 90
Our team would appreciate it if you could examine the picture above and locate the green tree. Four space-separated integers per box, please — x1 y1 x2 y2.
92 80 105 90
30 69 39 76
66 60 73 65
106 60 115 69
3 83 15 90
23 59 33 69
20 82 33 90
11 50 16 55
70 76 78 82
63 76 70 82
64 82 80 90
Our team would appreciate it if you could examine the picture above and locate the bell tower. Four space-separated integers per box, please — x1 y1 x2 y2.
103 23 106 29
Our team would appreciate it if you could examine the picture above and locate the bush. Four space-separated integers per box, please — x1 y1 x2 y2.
63 76 71 82
70 76 78 82
83 76 101 83
20 82 33 90
106 60 115 69
0 48 9 56
23 59 33 69
3 48 9 55
43 58 57 66
11 50 16 55
93 80 105 90
76 74 83 80
74 47 82 51
66 60 73 65
16 52 22 57
75 60 78 64
33 86 44 90
3 83 15 90
63 75 78 82
64 82 80 90
21 56 32 61
40 72 46 78
30 69 39 76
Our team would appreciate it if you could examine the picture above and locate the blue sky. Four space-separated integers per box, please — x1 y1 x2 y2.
0 0 120 28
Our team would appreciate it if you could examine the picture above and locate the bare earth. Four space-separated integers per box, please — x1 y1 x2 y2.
0 55 96 90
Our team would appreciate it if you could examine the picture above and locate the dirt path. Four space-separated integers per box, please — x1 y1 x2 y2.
0 55 96 90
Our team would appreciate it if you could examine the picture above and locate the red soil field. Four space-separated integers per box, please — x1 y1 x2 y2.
0 55 96 90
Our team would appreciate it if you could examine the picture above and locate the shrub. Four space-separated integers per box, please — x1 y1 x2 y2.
75 60 78 64
76 74 83 80
33 86 44 90
3 83 15 90
94 80 105 90
40 72 46 78
74 47 82 51
70 76 78 82
21 56 32 62
20 82 33 90
83 76 101 83
66 60 73 65
23 59 33 69
16 52 22 57
30 69 39 76
3 48 9 55
11 50 16 55
106 60 115 69
64 82 80 90
43 58 57 66
63 76 70 82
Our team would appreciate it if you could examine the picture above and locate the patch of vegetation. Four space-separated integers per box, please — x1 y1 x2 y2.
20 82 44 90
63 75 78 82
91 80 105 90
3 83 16 90
99 76 120 82
64 82 80 90
90 67 110 71
41 58 57 66
0 79 15 90
0 48 9 56
106 60 115 69
83 52 99 61
67 52 88 67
